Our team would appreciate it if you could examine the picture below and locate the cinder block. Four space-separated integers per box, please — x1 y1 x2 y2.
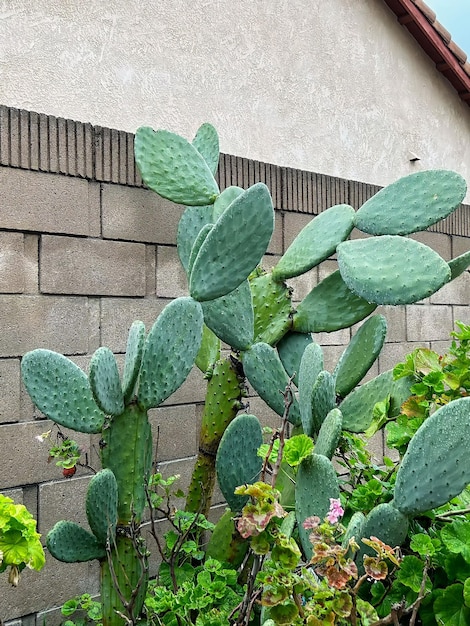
317 327 350 347
430 270 470 305
321 344 345 373
148 404 198 462
156 246 188 298
0 552 99 621
376 305 407 343
406 304 453 342
0 488 23 503
38 475 92 536
431 340 453 356
100 297 168 353
0 295 89 357
245 395 283 431
162 367 207 407
410 231 451 260
40 236 146 296
0 420 92 489
452 235 470 259
453 306 470 326
0 359 21 424
146 245 157 295
290 267 319 303
0 167 99 236
378 341 429 373
283 212 312 251
23 234 39 294
0 233 26 293
101 183 185 244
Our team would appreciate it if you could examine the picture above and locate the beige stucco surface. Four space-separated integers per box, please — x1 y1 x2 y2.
1 0 470 199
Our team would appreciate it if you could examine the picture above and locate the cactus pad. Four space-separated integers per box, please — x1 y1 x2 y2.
212 186 244 221
393 397 470 516
177 205 213 273
337 236 451 305
89 347 125 416
243 342 301 425
448 249 470 280
272 204 355 281
134 126 219 206
206 509 249 567
295 453 340 559
250 270 293 346
314 408 343 459
47 520 106 562
187 223 214 278
21 349 106 434
277 331 313 387
334 315 387 398
340 370 414 433
192 122 219 176
122 320 146 404
355 170 466 235
293 270 377 333
195 324 221 374
216 414 263 511
310 371 336 435
201 279 254 351
189 183 274 301
86 469 118 546
298 342 324 436
138 297 203 410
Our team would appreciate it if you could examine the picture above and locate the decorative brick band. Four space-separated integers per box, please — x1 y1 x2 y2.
0 105 469 235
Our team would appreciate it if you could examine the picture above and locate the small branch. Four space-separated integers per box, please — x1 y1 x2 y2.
436 506 470 519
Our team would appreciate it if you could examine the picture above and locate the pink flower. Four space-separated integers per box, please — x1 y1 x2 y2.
326 498 344 524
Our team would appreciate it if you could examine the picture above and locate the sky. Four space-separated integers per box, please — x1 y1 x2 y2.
425 0 470 54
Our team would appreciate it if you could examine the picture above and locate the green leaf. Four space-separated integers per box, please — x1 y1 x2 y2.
434 584 470 626
410 533 440 558
396 555 430 593
283 435 314 467
464 578 470 608
441 519 470 563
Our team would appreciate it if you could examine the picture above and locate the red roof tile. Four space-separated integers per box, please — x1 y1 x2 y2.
382 0 470 106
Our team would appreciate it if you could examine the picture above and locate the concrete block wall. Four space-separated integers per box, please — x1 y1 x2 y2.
0 106 469 624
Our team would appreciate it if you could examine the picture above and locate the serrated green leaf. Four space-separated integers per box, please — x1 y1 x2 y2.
434 584 470 626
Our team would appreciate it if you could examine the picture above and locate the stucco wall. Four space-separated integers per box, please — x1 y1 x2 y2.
1 0 469 200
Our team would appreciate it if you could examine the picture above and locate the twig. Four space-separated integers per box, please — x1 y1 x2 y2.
436 506 470 519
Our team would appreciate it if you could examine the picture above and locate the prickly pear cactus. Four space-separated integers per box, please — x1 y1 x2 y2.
21 297 204 626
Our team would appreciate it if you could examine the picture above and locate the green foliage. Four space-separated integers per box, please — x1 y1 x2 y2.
0 494 45 586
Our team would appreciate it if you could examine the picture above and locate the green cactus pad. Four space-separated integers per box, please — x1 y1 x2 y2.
201 279 254 351
212 186 244 221
293 270 377 333
298 343 324 436
314 408 343 459
100 405 152 523
243 342 301 425
216 414 263 511
334 315 387 398
138 297 203 410
393 397 470 516
337 236 451 305
86 469 118 545
448 249 470 280
355 170 466 236
277 332 313 387
187 223 213 278
122 320 146 404
340 370 414 433
342 512 366 550
250 270 294 346
310 371 336 435
177 205 213 273
21 349 106 434
206 509 249 567
295 453 340 559
272 204 355 281
192 122 219 176
89 347 125 416
358 503 409 562
134 126 219 206
195 324 221 374
189 183 274 301
46 520 106 562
